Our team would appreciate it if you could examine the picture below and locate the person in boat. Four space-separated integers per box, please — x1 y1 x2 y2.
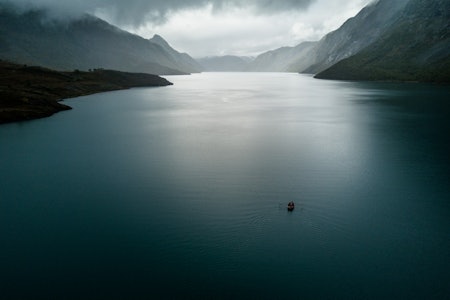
287 201 295 210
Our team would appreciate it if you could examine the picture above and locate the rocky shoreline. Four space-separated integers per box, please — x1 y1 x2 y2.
0 61 173 124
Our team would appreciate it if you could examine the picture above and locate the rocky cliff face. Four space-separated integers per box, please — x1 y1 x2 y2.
0 4 199 75
246 0 411 74
301 0 411 74
316 0 450 82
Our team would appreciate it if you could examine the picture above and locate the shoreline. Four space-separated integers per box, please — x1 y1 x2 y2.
0 61 173 124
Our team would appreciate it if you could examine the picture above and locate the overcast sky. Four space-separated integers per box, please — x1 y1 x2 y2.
4 0 374 57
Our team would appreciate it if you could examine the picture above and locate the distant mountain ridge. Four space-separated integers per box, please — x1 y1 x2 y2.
197 56 253 72
247 42 317 72
0 4 201 75
1 0 448 82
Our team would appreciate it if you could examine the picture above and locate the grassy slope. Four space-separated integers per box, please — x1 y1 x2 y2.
0 60 172 124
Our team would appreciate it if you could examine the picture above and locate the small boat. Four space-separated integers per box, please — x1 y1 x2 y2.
287 201 295 211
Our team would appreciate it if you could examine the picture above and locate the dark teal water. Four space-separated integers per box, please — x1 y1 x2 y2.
1 73 449 299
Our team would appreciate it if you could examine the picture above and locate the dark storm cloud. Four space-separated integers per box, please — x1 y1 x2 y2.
243 0 315 13
0 0 315 25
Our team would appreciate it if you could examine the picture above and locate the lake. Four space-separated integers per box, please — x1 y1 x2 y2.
1 73 449 299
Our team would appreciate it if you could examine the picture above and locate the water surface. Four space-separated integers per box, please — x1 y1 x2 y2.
1 73 449 299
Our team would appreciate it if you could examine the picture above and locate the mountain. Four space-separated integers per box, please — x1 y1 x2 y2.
244 1 410 74
316 0 450 83
149 34 203 73
0 4 199 75
248 42 317 72
197 56 253 71
300 0 411 74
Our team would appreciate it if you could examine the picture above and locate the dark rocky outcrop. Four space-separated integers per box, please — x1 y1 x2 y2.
0 60 172 124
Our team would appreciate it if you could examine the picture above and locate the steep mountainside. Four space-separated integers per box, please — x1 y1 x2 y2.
316 0 450 83
300 0 411 74
0 5 199 75
197 56 253 71
245 0 410 74
248 42 317 72
149 34 202 73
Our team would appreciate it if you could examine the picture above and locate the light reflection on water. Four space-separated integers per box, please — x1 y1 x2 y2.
0 73 449 299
